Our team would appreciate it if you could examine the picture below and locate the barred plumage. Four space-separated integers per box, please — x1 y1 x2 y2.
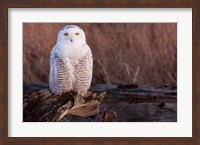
49 25 93 96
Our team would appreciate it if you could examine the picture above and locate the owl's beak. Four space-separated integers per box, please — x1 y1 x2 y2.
70 38 73 42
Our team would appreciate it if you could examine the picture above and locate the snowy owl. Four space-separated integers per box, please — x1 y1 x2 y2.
49 25 93 96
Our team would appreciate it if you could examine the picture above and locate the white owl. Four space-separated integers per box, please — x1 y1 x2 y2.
49 25 93 96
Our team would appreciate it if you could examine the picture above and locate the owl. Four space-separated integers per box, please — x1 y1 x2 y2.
49 25 93 96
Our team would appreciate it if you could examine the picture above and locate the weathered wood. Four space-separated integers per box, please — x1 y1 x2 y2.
23 82 177 122
52 92 106 121
23 84 106 122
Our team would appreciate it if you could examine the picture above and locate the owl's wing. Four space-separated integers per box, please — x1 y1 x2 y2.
73 45 93 95
49 46 73 95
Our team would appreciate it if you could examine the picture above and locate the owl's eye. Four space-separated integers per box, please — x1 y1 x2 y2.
75 32 80 36
63 33 68 36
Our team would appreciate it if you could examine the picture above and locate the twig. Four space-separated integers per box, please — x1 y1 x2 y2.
123 63 132 83
97 59 110 84
133 66 140 84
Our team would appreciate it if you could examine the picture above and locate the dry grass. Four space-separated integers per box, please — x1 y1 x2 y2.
23 23 177 86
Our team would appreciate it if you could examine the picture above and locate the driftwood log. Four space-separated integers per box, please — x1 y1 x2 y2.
23 85 106 122
23 82 177 122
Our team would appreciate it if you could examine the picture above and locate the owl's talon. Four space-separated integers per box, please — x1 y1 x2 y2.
74 95 85 106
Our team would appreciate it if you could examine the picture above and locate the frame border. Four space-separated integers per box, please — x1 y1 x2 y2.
0 0 199 145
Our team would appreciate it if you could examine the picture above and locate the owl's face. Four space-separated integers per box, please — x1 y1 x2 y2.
57 25 86 45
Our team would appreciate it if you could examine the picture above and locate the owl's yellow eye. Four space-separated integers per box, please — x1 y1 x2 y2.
63 33 68 36
75 32 80 36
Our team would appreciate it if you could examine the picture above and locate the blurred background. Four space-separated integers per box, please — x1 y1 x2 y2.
23 23 177 86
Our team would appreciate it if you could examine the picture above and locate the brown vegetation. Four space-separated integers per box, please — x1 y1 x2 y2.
23 23 177 86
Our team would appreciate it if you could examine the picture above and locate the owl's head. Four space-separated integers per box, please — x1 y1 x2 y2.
57 25 86 45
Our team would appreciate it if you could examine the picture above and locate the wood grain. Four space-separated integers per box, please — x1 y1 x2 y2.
0 0 200 145
0 0 8 140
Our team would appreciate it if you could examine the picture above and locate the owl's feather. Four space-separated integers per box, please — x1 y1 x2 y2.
49 25 93 95
49 46 73 95
49 44 93 95
73 44 93 95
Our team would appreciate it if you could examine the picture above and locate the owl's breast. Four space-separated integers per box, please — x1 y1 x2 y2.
70 58 79 66
57 43 87 60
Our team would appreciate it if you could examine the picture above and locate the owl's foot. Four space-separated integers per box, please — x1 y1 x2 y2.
74 94 85 106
